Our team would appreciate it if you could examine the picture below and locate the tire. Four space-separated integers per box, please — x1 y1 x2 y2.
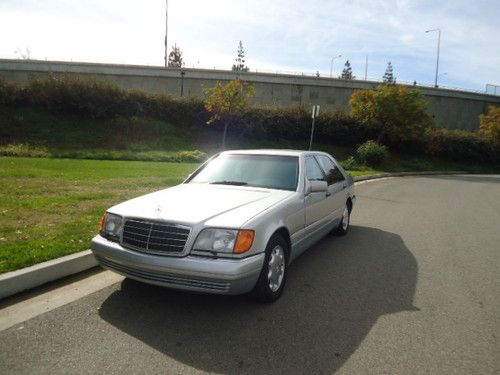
334 204 350 236
251 234 288 302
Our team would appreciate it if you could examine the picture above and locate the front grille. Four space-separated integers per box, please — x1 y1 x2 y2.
121 219 190 255
96 256 230 292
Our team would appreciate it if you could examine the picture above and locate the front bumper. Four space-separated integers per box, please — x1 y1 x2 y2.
91 235 265 295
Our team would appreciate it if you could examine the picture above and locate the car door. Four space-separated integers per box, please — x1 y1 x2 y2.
304 156 330 229
315 154 348 221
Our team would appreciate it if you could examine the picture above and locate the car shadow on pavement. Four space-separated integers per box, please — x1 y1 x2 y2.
98 226 418 374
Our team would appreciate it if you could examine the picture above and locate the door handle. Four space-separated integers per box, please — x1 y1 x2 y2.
342 183 347 190
326 191 331 197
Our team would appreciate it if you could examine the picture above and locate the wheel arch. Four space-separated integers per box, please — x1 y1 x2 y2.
270 227 292 261
346 196 353 213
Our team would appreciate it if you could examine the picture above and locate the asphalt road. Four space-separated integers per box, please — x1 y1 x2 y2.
1 175 499 374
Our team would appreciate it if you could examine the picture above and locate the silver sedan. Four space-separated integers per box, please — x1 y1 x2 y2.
92 149 355 302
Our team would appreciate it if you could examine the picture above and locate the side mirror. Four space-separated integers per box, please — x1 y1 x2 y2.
307 180 328 194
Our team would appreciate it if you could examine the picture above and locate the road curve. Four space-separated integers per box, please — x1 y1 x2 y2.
0 175 499 374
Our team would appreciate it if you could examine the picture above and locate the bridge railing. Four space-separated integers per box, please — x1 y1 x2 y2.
1 57 497 97
190 64 496 96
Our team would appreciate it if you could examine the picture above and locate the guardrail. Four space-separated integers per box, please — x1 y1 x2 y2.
191 64 493 96
1 57 496 96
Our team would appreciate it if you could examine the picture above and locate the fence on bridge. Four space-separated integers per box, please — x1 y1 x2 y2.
485 84 500 96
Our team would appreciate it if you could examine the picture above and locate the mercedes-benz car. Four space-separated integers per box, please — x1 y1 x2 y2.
91 149 355 301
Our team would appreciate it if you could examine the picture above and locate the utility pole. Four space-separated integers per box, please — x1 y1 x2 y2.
364 55 368 80
164 0 168 67
426 28 441 88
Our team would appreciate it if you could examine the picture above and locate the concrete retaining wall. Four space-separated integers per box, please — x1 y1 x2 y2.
1 59 499 130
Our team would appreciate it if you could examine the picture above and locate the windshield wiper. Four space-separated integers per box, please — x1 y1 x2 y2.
210 180 248 186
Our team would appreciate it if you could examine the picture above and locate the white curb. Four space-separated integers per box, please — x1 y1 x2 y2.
0 250 97 300
352 170 465 182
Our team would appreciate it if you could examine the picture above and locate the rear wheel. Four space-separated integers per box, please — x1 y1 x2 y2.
335 204 350 236
251 234 288 302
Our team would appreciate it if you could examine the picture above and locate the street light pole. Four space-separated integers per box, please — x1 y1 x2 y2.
426 28 441 88
164 0 168 67
180 70 185 96
364 55 368 80
330 54 342 78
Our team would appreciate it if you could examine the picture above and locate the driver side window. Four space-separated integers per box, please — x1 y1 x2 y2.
305 156 325 181
316 155 345 185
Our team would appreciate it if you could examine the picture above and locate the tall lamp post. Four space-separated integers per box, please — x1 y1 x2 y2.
164 0 169 67
180 70 185 96
330 54 342 78
425 28 441 88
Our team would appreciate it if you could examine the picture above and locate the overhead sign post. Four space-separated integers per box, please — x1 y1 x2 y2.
309 105 320 151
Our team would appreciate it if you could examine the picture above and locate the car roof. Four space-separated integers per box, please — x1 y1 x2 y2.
221 149 331 157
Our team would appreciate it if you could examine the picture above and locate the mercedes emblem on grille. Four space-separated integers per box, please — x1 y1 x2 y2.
155 205 162 215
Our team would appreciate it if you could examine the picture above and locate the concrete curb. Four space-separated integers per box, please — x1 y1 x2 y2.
352 170 466 182
0 170 467 300
0 250 98 300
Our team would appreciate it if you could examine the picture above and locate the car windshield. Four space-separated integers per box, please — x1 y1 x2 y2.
188 154 299 191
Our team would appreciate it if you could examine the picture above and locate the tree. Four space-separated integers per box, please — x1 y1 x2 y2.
383 61 395 84
14 48 31 60
479 106 500 145
340 60 354 80
167 44 184 68
204 79 255 149
350 84 434 146
232 41 249 72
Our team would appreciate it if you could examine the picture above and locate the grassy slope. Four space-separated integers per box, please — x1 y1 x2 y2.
0 157 198 273
0 105 494 173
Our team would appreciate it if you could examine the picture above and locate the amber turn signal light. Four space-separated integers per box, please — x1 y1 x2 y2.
99 213 108 232
234 230 255 254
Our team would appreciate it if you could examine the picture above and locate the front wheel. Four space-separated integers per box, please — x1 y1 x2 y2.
335 205 350 236
251 234 288 302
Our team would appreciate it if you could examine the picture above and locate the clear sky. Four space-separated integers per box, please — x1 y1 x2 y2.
1 0 499 91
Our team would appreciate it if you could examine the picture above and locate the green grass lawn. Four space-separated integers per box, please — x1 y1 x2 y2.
0 154 493 273
0 156 384 274
0 157 199 273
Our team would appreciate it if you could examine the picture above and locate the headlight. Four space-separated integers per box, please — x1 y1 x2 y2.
99 212 123 241
194 229 237 253
193 228 255 254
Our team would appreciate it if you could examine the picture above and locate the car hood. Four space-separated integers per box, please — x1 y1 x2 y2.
108 183 294 228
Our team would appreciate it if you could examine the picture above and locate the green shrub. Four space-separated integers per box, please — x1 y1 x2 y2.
0 143 50 158
2 76 369 148
225 106 369 147
176 150 207 162
355 140 389 166
424 128 498 163
25 74 126 118
479 106 500 145
340 156 359 170
0 144 207 163
350 84 435 147
1 75 498 165
0 78 19 105
20 75 203 127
